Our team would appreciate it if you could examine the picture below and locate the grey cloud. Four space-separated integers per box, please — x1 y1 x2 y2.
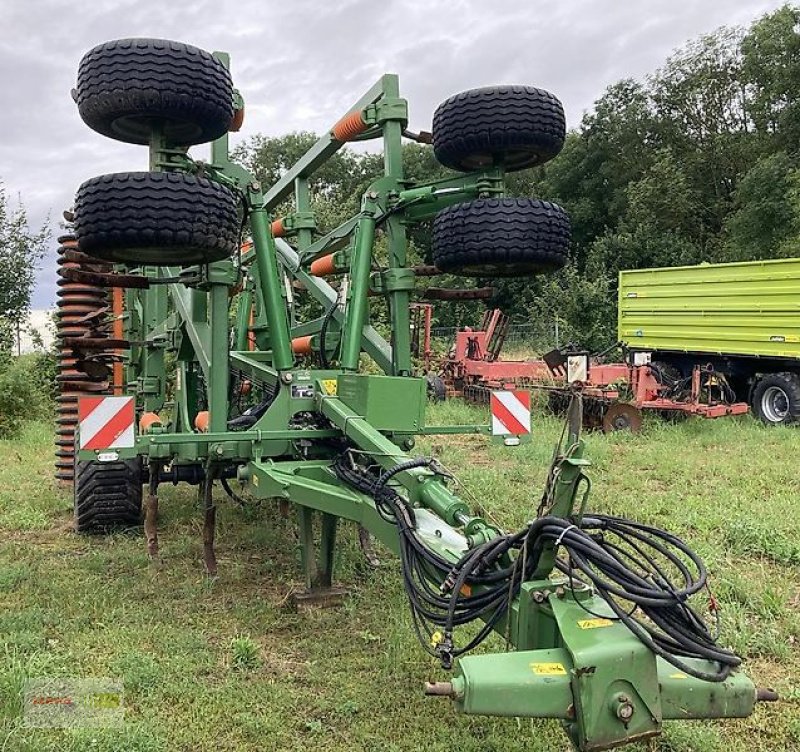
0 0 785 307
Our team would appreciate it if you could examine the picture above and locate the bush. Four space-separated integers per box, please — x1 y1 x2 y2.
0 353 55 438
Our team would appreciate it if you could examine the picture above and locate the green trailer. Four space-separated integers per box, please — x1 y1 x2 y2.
619 258 800 425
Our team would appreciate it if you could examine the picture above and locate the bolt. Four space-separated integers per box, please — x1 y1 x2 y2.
215 445 224 456
281 372 294 384
250 181 261 191
555 586 566 599
532 591 546 603
613 694 635 723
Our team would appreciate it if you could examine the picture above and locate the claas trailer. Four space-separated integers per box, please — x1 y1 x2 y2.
620 258 800 426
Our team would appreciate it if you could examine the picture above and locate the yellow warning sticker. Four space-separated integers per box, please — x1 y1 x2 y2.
252 475 259 487
577 618 613 630
669 672 687 680
530 662 567 676
321 379 337 395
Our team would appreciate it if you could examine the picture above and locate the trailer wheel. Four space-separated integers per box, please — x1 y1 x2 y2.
74 38 234 145
751 372 800 426
432 198 569 277
74 458 143 533
432 86 565 172
74 171 240 265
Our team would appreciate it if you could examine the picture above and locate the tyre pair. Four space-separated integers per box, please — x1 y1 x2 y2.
72 38 570 275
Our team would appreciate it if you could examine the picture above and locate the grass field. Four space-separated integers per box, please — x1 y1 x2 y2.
1 404 799 751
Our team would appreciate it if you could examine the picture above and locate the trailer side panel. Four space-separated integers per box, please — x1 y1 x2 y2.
618 258 800 358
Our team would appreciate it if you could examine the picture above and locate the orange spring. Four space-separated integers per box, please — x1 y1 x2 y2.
291 336 313 355
310 254 339 276
271 218 286 238
139 412 162 433
332 110 367 142
194 411 210 433
229 106 245 132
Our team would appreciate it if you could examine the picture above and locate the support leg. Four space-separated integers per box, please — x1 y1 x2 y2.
317 512 338 588
293 508 348 608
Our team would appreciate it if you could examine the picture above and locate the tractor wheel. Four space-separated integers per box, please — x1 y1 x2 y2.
751 372 800 426
426 374 447 402
432 86 565 172
74 458 143 533
74 171 240 265
432 198 569 277
74 38 234 145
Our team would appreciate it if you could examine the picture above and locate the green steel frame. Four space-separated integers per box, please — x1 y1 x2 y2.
76 60 765 751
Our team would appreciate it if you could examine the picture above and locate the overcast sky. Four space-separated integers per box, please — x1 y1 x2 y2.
0 0 787 308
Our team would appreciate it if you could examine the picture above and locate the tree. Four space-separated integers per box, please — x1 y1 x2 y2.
724 151 800 259
742 4 800 153
0 182 49 352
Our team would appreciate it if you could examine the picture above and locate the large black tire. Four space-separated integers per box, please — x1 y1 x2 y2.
432 198 570 277
75 458 143 533
432 86 565 172
751 372 800 426
75 38 234 145
74 171 240 265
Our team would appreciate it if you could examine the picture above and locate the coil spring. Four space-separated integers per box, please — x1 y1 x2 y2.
54 233 113 483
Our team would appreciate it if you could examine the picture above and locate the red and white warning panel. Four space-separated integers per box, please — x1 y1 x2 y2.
490 390 531 436
78 396 136 450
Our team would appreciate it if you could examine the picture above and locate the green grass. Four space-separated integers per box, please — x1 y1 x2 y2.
0 411 799 750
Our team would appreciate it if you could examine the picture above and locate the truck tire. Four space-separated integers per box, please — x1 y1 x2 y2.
432 86 565 172
75 458 143 533
751 372 800 426
75 38 234 145
432 198 569 277
74 171 240 265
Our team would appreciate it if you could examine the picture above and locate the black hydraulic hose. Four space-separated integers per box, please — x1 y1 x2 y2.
332 452 739 681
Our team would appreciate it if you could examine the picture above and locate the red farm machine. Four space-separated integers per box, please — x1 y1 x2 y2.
416 305 748 431
54 37 774 751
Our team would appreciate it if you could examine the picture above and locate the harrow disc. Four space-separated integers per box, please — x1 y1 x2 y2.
602 403 643 434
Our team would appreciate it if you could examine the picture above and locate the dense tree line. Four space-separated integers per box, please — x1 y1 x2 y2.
236 5 800 351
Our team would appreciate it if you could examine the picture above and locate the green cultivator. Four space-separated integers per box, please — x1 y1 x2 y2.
64 38 775 750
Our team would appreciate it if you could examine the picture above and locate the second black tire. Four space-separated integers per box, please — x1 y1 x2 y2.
432 198 570 277
75 458 143 533
75 38 234 146
751 372 800 426
433 86 566 172
74 171 240 265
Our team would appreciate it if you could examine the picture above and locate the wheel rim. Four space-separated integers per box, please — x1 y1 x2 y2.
761 385 789 423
